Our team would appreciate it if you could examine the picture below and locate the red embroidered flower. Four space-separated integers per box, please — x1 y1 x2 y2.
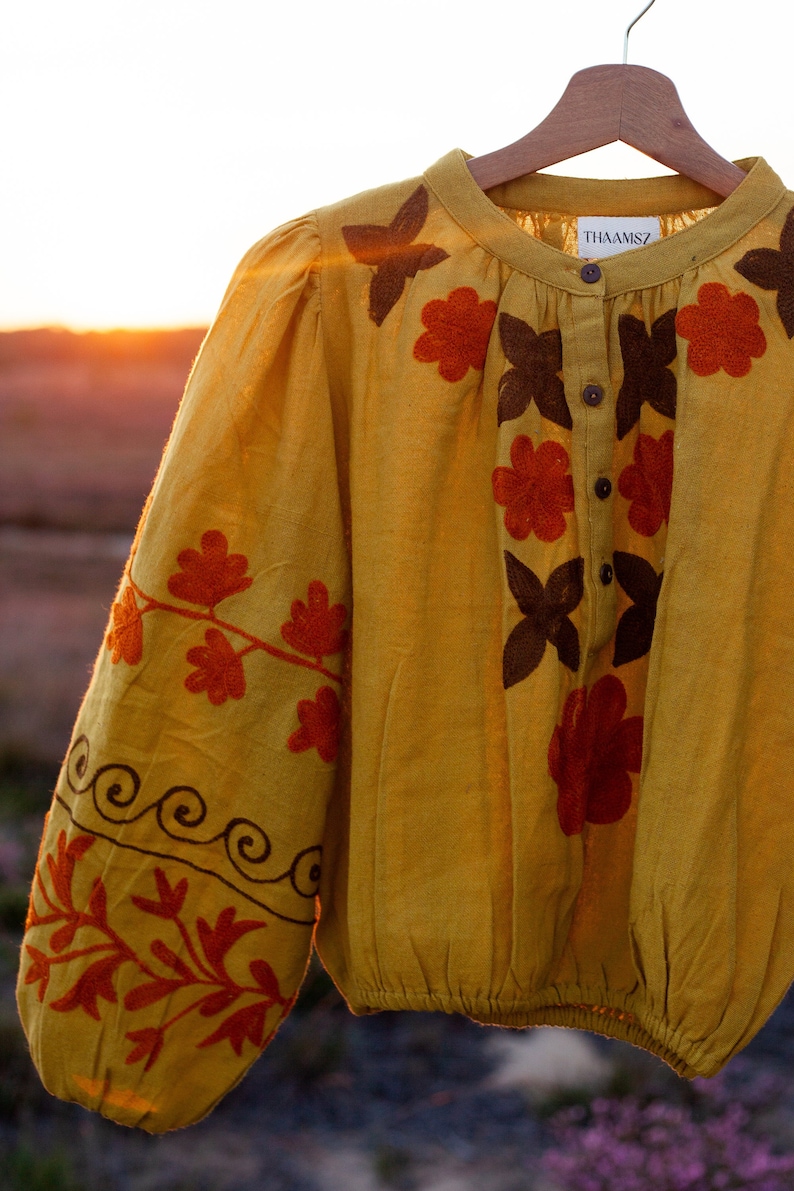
675 282 766 377
617 430 674 537
280 580 348 660
168 530 253 608
287 685 341 762
492 435 574 542
106 586 143 665
413 286 497 382
185 628 246 705
548 674 643 836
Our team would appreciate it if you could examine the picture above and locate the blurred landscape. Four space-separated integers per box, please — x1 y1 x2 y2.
3 328 794 1189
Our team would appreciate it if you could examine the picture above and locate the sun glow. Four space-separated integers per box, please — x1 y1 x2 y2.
2 0 784 331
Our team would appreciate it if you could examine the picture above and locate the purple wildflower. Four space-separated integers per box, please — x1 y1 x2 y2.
543 1096 794 1191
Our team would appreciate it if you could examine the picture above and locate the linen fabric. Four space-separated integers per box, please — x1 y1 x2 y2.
16 150 794 1131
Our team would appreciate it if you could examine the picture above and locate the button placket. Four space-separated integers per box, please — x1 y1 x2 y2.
563 280 617 658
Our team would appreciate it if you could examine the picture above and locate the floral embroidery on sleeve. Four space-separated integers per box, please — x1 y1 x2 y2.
287 687 341 763
341 185 449 326
413 287 497 382
548 674 643 836
497 315 569 429
616 309 677 440
492 435 574 542
734 206 794 338
24 832 294 1071
612 552 663 668
105 530 348 761
675 283 766 377
502 552 583 688
617 430 674 537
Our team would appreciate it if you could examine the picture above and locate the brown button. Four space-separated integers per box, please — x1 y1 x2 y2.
600 562 613 585
583 384 603 406
580 263 602 283
594 477 612 499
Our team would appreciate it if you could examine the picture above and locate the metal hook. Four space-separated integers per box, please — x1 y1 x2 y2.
623 0 657 64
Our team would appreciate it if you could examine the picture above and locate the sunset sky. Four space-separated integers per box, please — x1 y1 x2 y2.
4 0 790 331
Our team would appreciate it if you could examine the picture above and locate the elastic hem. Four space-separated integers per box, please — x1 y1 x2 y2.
342 983 716 1079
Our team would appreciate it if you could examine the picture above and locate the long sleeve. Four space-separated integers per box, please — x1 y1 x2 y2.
16 214 351 1131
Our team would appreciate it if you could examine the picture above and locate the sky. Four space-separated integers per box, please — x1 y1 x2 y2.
3 0 790 331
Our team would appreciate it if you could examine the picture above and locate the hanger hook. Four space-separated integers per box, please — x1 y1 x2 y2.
623 0 656 64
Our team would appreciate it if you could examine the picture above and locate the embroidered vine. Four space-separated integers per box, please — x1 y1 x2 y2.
24 830 293 1070
106 530 348 763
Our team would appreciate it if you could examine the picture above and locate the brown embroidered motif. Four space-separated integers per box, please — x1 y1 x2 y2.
413 287 497 382
502 552 583 688
734 206 794 338
492 435 574 542
25 833 293 1069
616 309 677 440
675 283 766 378
497 315 569 429
341 185 449 326
612 551 663 668
548 674 643 836
62 734 323 923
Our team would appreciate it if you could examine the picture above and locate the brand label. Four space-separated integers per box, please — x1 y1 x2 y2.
577 217 661 259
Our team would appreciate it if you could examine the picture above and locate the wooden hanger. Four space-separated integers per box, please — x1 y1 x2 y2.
467 0 746 199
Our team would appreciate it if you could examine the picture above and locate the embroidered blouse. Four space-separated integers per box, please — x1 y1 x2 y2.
18 149 794 1132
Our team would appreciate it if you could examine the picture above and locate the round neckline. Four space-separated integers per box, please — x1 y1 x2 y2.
424 149 788 296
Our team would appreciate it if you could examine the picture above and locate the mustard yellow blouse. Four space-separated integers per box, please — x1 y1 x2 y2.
17 150 794 1132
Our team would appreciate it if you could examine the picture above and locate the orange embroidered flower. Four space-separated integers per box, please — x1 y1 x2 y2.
617 430 674 537
168 530 253 609
106 586 143 665
548 674 643 837
185 629 246 705
287 685 341 763
675 282 766 377
492 436 574 542
413 286 497 382
280 580 348 660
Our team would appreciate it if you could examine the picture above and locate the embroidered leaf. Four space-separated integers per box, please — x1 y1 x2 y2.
197 1000 269 1056
50 954 125 1021
124 977 185 1012
49 918 80 954
167 530 253 608
497 315 569 429
198 988 241 1018
24 945 51 1001
88 877 108 927
150 938 195 981
616 309 677 439
341 185 449 326
131 868 188 919
504 550 544 615
125 1027 165 1072
735 207 794 338
250 959 283 1003
196 906 267 979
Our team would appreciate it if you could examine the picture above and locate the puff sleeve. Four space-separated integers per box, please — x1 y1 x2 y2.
16 215 351 1132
